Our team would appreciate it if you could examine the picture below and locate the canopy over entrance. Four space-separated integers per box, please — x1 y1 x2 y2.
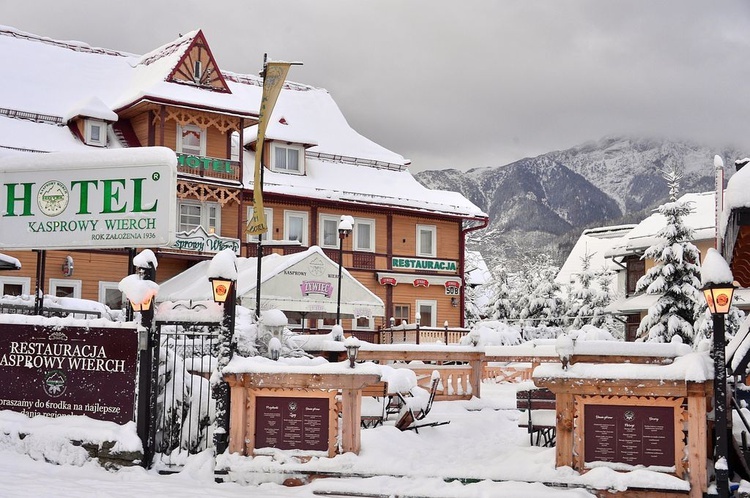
157 246 384 320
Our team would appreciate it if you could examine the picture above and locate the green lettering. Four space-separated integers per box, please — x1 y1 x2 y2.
70 180 98 214
131 178 157 213
101 179 126 214
4 183 33 216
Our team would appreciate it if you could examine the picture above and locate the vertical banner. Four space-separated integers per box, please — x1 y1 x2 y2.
714 155 724 252
246 61 292 236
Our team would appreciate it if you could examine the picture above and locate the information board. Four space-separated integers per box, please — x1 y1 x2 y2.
0 322 139 424
584 404 675 467
255 395 330 452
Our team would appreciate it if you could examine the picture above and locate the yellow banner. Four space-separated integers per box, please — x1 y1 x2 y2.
247 61 292 235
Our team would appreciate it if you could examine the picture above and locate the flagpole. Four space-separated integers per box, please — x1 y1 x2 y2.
255 54 267 321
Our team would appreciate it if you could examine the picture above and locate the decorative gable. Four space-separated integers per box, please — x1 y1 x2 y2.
167 30 230 93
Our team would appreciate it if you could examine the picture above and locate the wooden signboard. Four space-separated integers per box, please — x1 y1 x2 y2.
247 388 338 457
0 322 138 424
255 395 329 452
577 396 684 474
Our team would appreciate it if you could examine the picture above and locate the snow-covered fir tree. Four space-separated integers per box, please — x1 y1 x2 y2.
591 268 618 333
488 264 515 322
565 251 614 330
635 173 703 344
516 254 566 331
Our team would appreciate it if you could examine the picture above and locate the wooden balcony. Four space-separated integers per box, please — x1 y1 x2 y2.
176 153 241 183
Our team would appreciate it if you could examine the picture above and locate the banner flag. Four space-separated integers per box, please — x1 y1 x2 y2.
247 61 292 235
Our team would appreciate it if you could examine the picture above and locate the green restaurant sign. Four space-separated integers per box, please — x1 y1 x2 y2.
1 148 177 250
391 257 458 272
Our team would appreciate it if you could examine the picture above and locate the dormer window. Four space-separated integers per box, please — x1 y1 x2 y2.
177 124 205 156
271 143 303 174
84 119 107 147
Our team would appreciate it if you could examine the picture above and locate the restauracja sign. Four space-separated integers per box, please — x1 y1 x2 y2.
391 257 457 272
0 148 177 250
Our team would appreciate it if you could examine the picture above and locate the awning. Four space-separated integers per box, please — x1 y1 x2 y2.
158 246 384 319
0 253 21 271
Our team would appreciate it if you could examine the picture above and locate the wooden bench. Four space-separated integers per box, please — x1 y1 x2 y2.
360 381 389 428
516 386 556 447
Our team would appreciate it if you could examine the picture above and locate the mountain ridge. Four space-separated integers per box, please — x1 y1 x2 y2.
414 136 745 267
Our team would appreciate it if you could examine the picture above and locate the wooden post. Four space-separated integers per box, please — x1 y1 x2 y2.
340 388 362 453
470 356 482 399
555 392 575 468
228 378 247 455
687 385 707 497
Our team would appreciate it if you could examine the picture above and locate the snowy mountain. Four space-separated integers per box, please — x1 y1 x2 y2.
415 136 745 267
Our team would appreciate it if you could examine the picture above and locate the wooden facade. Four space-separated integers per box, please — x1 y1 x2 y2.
0 28 488 334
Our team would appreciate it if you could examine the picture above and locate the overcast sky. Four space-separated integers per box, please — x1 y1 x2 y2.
2 1 749 172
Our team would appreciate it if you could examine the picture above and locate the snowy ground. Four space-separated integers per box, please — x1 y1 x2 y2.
0 383 690 497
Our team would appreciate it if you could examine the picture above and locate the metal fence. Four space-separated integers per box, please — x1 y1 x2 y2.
152 319 221 470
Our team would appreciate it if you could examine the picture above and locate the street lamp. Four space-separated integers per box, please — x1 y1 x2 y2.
344 337 361 368
415 311 421 345
336 215 353 326
701 248 737 498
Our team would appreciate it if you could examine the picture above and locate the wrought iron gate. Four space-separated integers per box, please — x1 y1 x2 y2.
151 316 221 470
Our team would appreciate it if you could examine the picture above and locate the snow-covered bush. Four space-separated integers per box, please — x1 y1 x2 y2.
461 320 522 347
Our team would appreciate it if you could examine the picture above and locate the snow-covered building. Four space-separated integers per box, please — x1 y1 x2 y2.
604 191 718 340
555 224 635 292
0 26 487 334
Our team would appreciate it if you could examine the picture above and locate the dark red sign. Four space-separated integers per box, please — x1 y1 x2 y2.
0 323 139 424
255 396 329 452
584 404 675 467
413 278 429 287
379 277 397 286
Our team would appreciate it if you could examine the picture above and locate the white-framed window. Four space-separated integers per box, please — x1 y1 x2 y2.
319 215 340 249
353 316 373 330
354 218 375 252
271 143 303 174
177 124 206 156
416 300 437 328
84 119 107 147
50 278 82 299
284 210 308 245
416 224 436 258
99 281 124 310
0 276 30 297
178 200 220 234
246 206 273 242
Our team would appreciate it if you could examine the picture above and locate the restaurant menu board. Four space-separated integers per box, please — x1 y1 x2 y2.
584 404 674 467
255 396 329 452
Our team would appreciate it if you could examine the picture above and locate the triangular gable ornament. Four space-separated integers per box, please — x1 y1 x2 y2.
167 30 231 93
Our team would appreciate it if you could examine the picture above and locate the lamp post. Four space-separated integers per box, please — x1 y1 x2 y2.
415 311 421 345
336 215 353 326
208 250 238 456
701 249 737 498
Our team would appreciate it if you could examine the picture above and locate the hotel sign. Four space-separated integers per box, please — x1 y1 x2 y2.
170 226 240 254
391 257 458 272
0 148 177 250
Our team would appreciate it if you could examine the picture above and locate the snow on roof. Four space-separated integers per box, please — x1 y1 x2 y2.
0 253 21 270
465 251 492 286
606 191 716 257
254 155 485 217
0 25 484 219
64 96 118 122
555 225 635 287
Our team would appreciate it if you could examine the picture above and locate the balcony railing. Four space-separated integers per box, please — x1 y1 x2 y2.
176 154 240 183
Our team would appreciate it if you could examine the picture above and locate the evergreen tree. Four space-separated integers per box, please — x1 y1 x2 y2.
635 198 703 344
591 268 617 332
566 252 615 331
488 264 515 322
517 254 565 330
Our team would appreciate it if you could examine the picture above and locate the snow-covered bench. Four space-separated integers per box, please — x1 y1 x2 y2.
516 386 556 447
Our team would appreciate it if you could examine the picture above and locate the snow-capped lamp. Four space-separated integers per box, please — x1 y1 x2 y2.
344 336 361 368
701 248 736 315
700 247 736 498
